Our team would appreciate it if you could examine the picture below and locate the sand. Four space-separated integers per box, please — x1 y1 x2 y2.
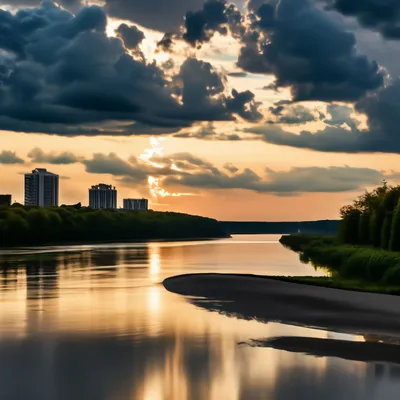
163 273 400 338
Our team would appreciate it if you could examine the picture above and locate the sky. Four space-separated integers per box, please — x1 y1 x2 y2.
1 0 400 221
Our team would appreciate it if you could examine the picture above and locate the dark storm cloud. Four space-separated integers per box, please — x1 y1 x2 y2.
245 0 267 12
115 24 145 50
182 0 244 47
250 80 400 154
321 0 400 39
225 89 263 121
183 0 229 46
27 147 81 164
157 33 175 52
237 0 384 102
0 150 24 164
268 102 318 125
104 0 206 33
0 3 260 136
0 0 83 12
173 57 261 122
323 104 359 130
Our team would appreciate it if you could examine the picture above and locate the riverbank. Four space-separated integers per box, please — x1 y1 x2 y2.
279 234 400 285
163 273 400 336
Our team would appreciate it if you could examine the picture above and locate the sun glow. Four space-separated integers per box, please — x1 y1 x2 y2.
140 137 193 199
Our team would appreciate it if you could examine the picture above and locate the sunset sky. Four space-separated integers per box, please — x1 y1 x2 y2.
1 0 400 221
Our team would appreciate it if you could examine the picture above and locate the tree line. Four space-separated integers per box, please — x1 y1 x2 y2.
0 203 228 247
339 181 400 251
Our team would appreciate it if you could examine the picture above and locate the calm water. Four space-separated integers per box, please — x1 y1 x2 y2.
0 234 398 400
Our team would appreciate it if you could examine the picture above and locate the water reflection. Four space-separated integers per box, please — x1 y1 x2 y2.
0 235 398 399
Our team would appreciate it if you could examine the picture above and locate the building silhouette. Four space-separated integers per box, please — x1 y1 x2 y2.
89 184 117 209
25 168 59 207
123 198 149 211
0 195 11 207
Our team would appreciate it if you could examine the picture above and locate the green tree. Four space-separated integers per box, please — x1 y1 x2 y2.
358 213 370 245
381 213 393 249
339 210 361 244
390 200 400 251
370 205 385 248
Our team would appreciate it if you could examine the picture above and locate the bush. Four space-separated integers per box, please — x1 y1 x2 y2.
282 234 400 284
382 265 400 285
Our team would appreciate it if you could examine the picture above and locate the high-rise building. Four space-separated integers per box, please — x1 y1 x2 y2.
25 168 59 207
123 198 149 211
89 184 117 209
0 195 11 207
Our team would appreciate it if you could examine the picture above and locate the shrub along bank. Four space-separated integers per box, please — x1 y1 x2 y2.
279 234 400 286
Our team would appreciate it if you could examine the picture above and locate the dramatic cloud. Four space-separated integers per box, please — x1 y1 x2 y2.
0 0 83 12
268 102 319 125
79 150 392 195
225 89 263 121
183 0 229 46
27 147 81 164
166 164 388 194
104 0 206 32
173 57 262 122
237 0 384 102
115 24 145 50
182 0 244 47
323 104 359 130
251 80 400 154
173 123 243 140
322 0 400 39
82 153 148 183
0 3 260 137
0 150 24 164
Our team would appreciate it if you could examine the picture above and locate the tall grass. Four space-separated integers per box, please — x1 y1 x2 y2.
279 234 400 285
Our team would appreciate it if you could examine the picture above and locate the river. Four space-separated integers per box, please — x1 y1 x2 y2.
0 234 398 399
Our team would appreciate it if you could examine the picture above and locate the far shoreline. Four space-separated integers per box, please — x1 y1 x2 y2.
0 235 231 254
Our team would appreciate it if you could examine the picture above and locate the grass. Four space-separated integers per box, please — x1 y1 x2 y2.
279 234 400 291
265 275 400 296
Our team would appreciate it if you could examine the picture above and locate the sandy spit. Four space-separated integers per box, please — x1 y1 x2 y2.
163 273 400 337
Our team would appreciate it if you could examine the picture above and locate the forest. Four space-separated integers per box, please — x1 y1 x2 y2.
279 182 400 287
0 203 228 247
339 181 400 251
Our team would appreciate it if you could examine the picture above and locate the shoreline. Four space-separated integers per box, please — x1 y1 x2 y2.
163 273 400 337
0 236 230 254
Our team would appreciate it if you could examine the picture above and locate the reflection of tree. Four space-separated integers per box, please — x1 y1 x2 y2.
89 250 119 269
26 256 59 300
120 246 149 266
0 258 22 289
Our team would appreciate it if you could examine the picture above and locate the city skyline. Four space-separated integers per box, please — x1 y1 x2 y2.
9 168 152 210
1 1 400 221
